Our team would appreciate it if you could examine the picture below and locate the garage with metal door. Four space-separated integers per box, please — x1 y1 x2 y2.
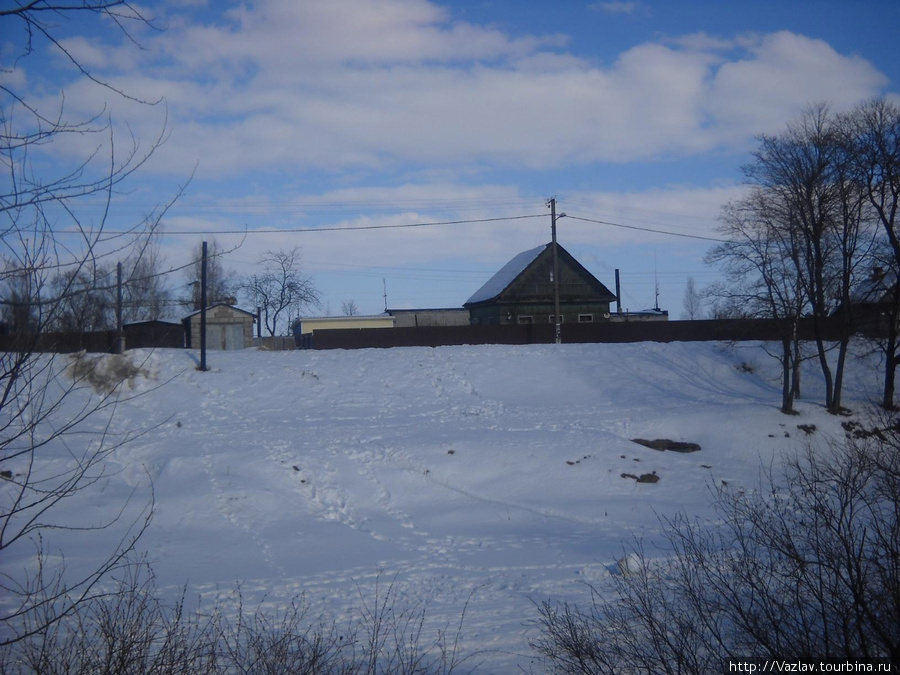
183 304 255 350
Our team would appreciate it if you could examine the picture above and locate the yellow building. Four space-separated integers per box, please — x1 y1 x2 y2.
292 315 395 348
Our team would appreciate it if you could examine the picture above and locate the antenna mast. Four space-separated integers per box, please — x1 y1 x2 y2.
653 251 660 311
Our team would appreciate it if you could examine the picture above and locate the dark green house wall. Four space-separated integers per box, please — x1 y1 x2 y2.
466 244 617 326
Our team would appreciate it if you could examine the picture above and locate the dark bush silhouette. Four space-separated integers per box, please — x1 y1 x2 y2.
0 563 477 675
533 413 900 673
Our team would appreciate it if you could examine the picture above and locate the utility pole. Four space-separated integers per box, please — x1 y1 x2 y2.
115 261 124 354
200 240 208 371
549 198 561 344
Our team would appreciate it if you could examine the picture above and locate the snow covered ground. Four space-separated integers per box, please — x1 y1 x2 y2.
1 340 884 671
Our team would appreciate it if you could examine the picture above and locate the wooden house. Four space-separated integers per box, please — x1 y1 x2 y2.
847 267 898 336
464 243 617 326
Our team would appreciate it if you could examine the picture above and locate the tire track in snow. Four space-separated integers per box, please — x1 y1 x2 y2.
189 374 290 578
419 350 505 421
200 446 286 578
423 472 609 528
189 372 431 553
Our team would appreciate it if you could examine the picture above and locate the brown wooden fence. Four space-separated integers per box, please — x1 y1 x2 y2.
0 322 184 354
0 316 861 354
0 330 118 354
305 317 851 350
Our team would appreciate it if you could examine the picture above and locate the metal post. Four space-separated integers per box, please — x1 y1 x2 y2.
200 241 208 371
550 198 561 344
615 268 622 315
115 261 124 354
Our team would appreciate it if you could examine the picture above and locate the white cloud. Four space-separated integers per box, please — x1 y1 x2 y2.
148 14 885 177
590 1 643 16
57 36 112 70
18 0 892 182
158 0 562 73
705 31 888 141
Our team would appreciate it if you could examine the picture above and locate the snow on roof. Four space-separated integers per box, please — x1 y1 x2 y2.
852 268 897 304
182 303 256 320
465 244 546 305
298 314 393 323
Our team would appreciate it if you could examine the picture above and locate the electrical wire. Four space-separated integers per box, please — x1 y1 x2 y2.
25 207 726 299
56 213 548 236
566 215 726 242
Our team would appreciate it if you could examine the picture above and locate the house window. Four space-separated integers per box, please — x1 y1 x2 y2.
517 315 534 324
548 315 564 323
578 314 594 323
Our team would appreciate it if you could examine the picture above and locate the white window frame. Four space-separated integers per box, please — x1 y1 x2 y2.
578 314 594 323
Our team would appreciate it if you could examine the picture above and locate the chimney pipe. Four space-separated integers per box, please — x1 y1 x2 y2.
615 269 622 314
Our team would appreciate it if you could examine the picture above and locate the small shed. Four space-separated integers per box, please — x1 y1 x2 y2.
123 319 185 349
464 243 617 326
183 304 255 350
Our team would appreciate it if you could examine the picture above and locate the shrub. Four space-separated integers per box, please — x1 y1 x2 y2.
0 564 476 674
532 413 900 673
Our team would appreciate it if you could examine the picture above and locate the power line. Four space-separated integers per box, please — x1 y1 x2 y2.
62 213 548 236
567 214 726 242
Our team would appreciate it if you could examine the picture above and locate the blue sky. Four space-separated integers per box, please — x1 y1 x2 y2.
7 0 900 319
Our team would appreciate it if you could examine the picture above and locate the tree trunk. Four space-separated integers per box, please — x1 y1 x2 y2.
792 318 802 399
883 289 900 410
885 345 898 410
830 337 849 414
781 335 795 414
883 310 899 409
812 325 834 411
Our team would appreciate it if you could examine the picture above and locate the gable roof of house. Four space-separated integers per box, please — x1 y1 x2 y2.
465 245 546 305
182 303 257 320
465 243 615 306
852 268 897 305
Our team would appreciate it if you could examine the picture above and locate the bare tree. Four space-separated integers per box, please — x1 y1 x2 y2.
748 106 846 411
680 277 703 320
1 0 172 646
185 239 236 311
342 299 360 316
709 105 875 413
841 99 900 408
707 189 806 413
242 247 320 336
46 265 117 332
1 265 40 334
122 230 171 323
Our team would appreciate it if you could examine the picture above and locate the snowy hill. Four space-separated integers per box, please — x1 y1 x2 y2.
1 341 883 671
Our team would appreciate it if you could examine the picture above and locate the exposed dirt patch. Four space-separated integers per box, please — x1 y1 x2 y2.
68 352 149 394
631 438 701 453
841 419 900 441
566 455 593 466
621 471 660 484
